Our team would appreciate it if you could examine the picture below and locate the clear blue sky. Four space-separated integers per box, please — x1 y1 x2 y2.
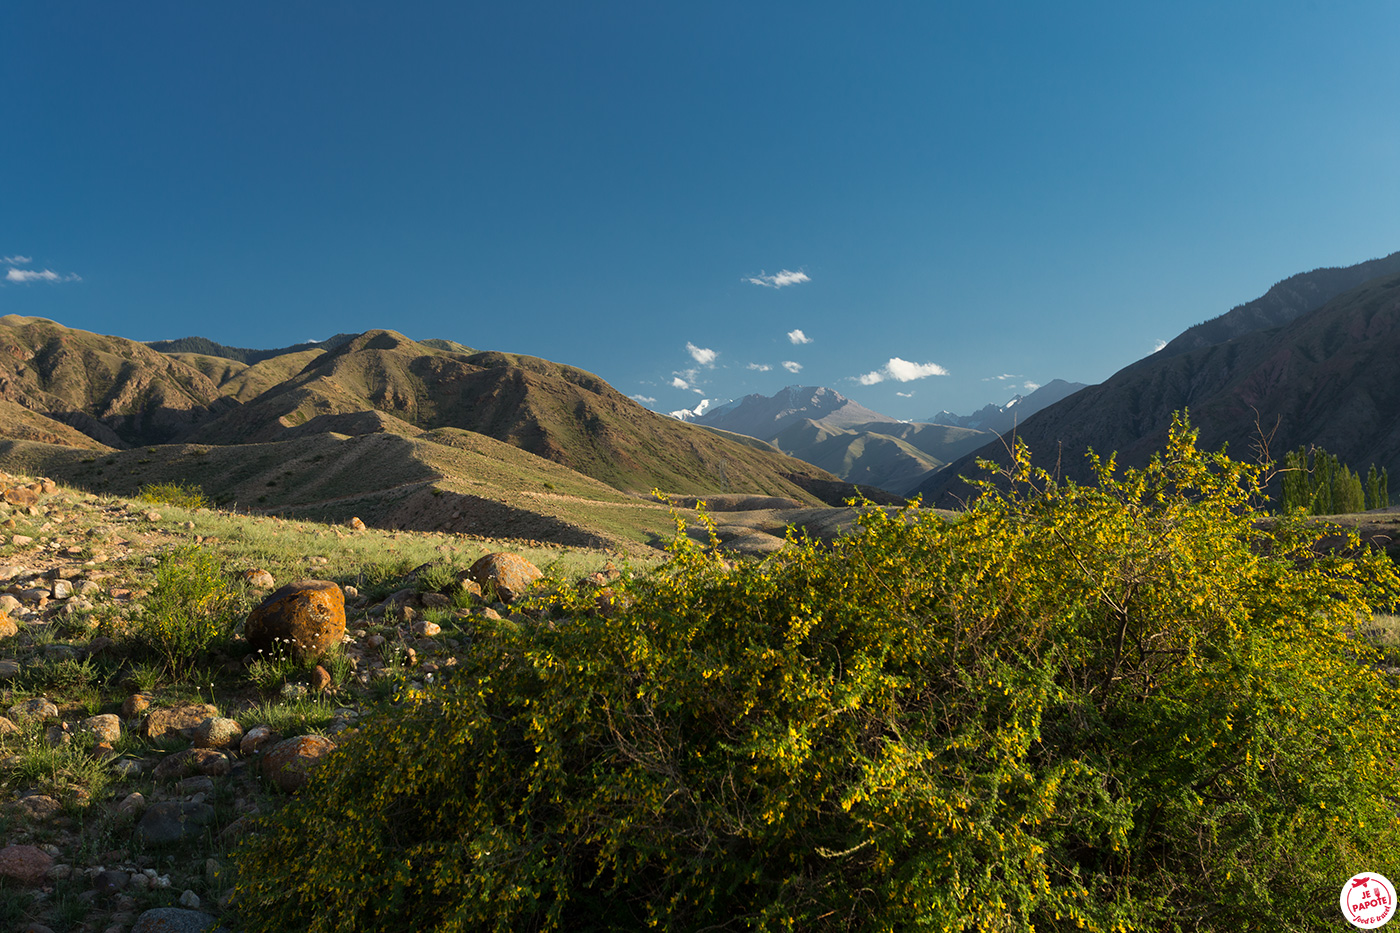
5 2 1399 419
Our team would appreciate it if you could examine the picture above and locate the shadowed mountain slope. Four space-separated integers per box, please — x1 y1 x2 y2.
0 315 234 447
916 270 1400 505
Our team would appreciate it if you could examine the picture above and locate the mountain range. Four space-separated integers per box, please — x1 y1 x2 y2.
0 315 878 553
915 250 1400 506
685 383 1085 496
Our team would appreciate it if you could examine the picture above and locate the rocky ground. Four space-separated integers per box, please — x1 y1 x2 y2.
0 472 624 933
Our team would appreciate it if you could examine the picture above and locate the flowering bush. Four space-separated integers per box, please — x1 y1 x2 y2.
234 416 1400 931
133 544 241 675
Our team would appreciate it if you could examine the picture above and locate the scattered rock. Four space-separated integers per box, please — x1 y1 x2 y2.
261 734 336 793
13 794 62 822
9 697 59 723
180 889 202 909
245 579 346 663
50 579 73 599
239 724 281 757
453 572 483 601
0 844 53 885
191 717 244 750
0 659 20 680
141 704 220 741
93 868 130 896
153 748 231 782
122 693 153 719
311 664 332 691
468 552 543 603
348 516 366 530
419 592 451 610
239 568 275 590
2 485 40 507
10 534 34 547
114 792 147 822
78 713 122 744
0 612 17 639
134 801 216 846
411 619 441 637
131 907 225 933
0 593 21 613
0 715 18 735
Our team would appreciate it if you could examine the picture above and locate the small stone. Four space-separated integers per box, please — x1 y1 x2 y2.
153 748 230 782
111 758 142 778
0 715 18 735
93 868 130 895
9 697 59 723
46 863 73 881
280 682 308 699
191 717 244 750
311 665 332 691
0 612 17 639
131 907 221 933
85 635 118 656
177 775 216 796
366 633 387 648
45 723 72 746
13 794 62 822
11 534 34 546
133 801 215 846
419 592 450 610
348 516 366 531
239 724 281 757
0 844 54 885
50 579 73 599
411 619 442 637
179 889 201 909
239 568 275 590
114 792 146 821
78 713 122 744
141 704 220 741
144 510 161 522
0 659 19 681
121 694 153 719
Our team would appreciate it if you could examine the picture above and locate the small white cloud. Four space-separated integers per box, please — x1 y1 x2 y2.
746 269 811 289
782 361 803 373
787 328 812 345
686 342 717 366
1023 381 1041 392
896 391 914 398
3 255 32 265
5 268 80 284
1152 339 1167 353
747 362 771 372
629 394 657 404
671 376 692 391
857 357 949 385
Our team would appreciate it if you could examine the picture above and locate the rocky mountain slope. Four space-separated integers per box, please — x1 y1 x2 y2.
916 266 1400 505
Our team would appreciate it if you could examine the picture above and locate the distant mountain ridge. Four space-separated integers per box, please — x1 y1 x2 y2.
924 379 1086 435
690 385 898 437
915 254 1400 507
145 333 360 366
684 385 989 495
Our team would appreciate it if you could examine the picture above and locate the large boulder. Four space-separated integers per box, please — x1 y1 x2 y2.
468 553 543 603
245 579 345 663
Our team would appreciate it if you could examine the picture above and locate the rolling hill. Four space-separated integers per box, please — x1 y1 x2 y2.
0 318 864 551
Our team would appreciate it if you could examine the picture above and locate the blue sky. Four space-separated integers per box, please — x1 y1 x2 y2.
4 2 1399 419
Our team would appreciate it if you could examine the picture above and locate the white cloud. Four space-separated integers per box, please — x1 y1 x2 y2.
896 391 914 398
3 255 32 265
6 268 79 283
686 342 717 366
747 362 771 372
1022 381 1041 392
629 394 657 404
787 328 812 345
746 269 811 289
671 376 692 391
857 357 949 385
1152 339 1167 353
782 361 803 373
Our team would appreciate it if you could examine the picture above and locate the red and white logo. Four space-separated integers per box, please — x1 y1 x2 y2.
1343 872 1396 928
